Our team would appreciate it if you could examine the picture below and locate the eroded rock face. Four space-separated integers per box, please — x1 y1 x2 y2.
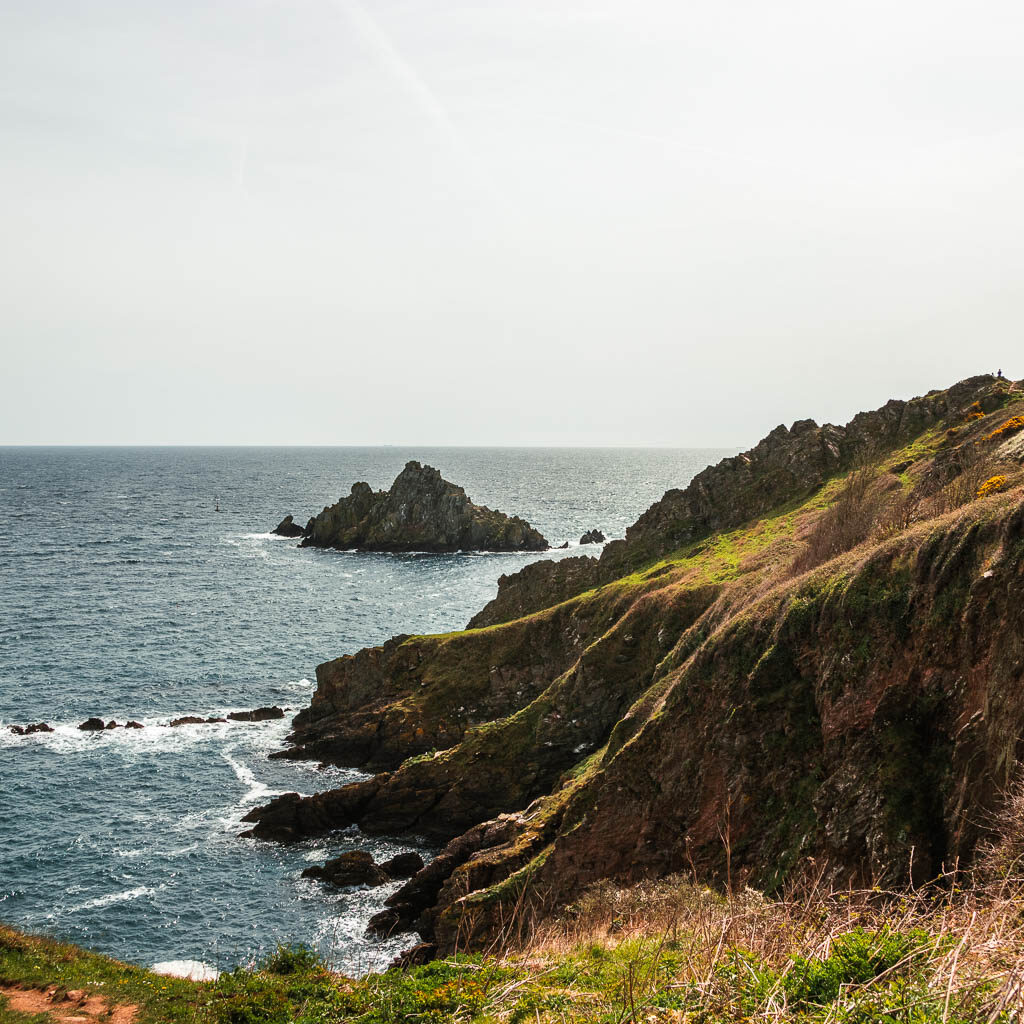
245 374 1024 958
476 375 1009 627
293 462 548 553
467 556 601 630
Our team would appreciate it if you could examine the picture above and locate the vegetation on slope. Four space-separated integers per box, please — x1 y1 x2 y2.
5 835 1024 1024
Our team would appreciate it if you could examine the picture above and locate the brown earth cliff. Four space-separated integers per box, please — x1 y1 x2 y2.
244 373 1024 956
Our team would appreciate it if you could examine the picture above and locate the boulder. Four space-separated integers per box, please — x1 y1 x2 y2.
78 718 106 731
125 721 145 729
104 721 118 729
272 515 306 539
301 850 389 888
579 529 606 545
290 462 548 553
388 943 437 970
227 706 285 722
380 851 425 879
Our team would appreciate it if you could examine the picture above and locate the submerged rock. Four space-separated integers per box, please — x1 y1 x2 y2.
579 529 606 545
301 850 389 888
272 515 307 538
288 461 548 553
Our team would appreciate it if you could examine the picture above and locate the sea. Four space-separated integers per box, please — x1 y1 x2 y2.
0 446 730 974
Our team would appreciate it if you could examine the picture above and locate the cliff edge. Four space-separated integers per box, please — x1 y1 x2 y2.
246 373 1024 957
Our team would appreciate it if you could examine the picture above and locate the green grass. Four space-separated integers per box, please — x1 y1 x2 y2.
2 913 1017 1024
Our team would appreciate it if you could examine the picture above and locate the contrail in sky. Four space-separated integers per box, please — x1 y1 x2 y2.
332 0 496 201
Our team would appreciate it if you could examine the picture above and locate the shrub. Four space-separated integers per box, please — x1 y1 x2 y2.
784 928 930 1007
985 415 1024 441
791 468 879 574
262 944 323 976
214 970 293 1024
976 475 1008 499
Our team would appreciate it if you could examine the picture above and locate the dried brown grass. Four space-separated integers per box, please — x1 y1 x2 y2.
511 866 1024 1021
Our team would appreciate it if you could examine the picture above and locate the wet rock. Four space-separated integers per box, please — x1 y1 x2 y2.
169 716 207 727
388 943 437 970
367 818 519 939
227 706 284 722
301 850 389 888
579 529 606 545
366 907 405 937
125 721 144 729
294 461 548 553
272 515 306 538
9 722 54 736
380 851 424 879
78 718 106 731
105 721 118 729
556 541 569 549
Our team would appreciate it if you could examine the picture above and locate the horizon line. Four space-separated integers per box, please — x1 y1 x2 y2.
0 441 743 450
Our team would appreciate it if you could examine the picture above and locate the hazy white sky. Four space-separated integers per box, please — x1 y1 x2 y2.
2 0 1022 445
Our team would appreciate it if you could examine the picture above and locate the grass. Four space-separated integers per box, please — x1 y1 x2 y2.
5 864 1024 1022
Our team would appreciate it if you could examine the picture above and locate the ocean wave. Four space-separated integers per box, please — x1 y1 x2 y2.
152 960 220 981
1 717 292 754
68 885 158 913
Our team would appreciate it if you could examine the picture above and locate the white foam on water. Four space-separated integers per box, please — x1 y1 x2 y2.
222 745 296 809
68 885 157 913
152 960 220 981
2 716 292 755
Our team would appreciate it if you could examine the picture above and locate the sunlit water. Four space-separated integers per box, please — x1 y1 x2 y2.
0 446 729 973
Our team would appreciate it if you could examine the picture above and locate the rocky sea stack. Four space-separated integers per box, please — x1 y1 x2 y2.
274 461 548 553
246 374 1024 960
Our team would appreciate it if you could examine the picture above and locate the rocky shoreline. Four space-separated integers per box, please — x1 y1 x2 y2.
241 373 1024 965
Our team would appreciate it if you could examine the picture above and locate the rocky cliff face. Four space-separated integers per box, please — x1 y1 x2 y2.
245 374 1024 956
285 461 548 553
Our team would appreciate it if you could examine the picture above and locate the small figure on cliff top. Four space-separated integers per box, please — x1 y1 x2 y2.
997 368 1003 378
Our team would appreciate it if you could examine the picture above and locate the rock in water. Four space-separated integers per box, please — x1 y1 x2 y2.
9 722 53 736
301 850 389 888
272 515 307 538
380 851 425 879
290 461 548 553
579 529 605 544
78 718 106 731
227 706 284 722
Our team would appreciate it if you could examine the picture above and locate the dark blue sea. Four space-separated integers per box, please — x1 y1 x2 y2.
0 447 728 973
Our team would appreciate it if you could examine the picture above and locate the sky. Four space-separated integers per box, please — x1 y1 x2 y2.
2 0 1022 446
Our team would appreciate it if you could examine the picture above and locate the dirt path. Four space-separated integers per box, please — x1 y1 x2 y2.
1 983 137 1023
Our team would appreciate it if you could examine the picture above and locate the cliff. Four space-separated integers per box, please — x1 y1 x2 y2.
280 461 548 553
245 373 1024 957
